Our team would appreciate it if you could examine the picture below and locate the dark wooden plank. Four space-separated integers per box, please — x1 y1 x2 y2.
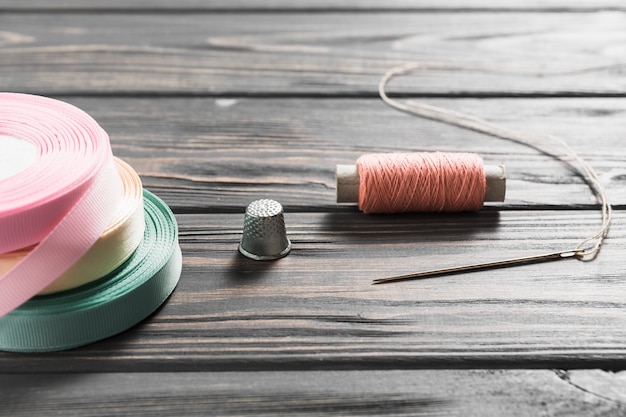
0 0 623 11
45 97 626 211
0 210 623 372
1 370 624 416
1 12 626 95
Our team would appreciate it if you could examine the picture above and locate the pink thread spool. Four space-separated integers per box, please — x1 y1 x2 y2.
336 152 506 213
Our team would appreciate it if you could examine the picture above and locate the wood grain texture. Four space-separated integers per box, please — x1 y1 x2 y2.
45 97 626 211
0 211 622 372
0 0 623 11
1 370 624 417
1 12 626 95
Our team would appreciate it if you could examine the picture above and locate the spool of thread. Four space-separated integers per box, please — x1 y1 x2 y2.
336 152 506 213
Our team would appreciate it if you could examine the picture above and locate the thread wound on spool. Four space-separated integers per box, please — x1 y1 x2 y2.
356 152 486 213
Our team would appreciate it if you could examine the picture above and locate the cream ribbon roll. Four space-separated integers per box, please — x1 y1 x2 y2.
0 93 124 317
0 158 145 295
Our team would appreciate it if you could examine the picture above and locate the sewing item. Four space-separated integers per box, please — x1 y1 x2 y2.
373 250 580 284
0 93 123 317
239 199 291 260
370 63 612 284
0 158 145 295
0 93 181 351
0 191 181 352
336 152 506 213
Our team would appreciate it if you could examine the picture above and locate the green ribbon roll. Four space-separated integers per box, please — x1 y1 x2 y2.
0 190 181 352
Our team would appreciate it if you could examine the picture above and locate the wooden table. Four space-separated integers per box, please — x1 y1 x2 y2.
2 1 626 415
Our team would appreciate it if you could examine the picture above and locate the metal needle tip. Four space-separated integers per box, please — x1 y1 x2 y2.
372 250 582 285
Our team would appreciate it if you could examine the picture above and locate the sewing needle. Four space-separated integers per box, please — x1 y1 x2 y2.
372 250 582 284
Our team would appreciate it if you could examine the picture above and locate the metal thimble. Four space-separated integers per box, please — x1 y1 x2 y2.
239 199 291 260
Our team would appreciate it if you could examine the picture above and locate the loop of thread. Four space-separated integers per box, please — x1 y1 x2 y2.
356 152 486 214
378 63 612 259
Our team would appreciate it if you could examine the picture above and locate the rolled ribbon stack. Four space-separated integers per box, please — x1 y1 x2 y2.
0 93 182 352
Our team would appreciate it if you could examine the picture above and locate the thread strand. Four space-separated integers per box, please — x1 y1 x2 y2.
378 63 611 260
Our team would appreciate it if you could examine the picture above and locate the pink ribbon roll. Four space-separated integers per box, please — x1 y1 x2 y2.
0 158 144 295
0 93 123 317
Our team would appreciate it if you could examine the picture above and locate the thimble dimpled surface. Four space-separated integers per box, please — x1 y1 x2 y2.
239 199 291 260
